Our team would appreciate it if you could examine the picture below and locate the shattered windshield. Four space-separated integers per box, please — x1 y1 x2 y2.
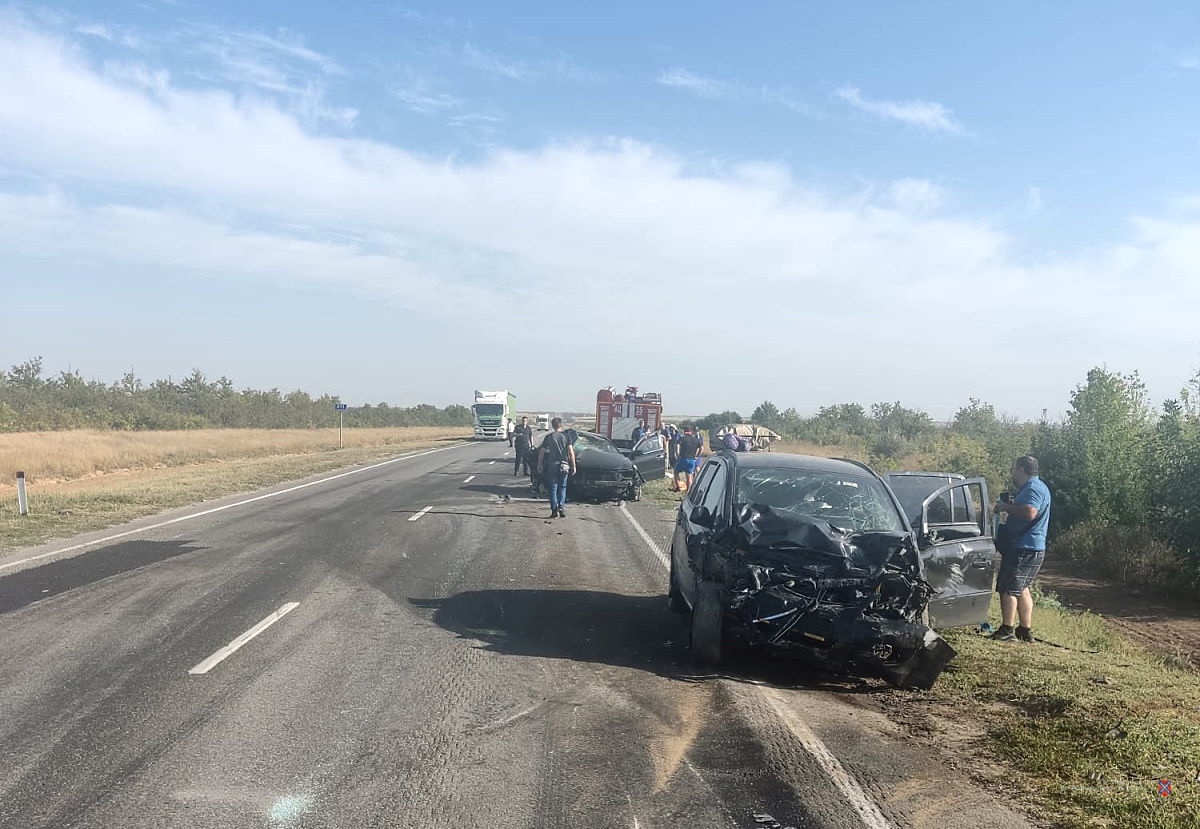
735 468 905 533
571 433 621 456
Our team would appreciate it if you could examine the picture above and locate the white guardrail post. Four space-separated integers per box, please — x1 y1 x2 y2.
16 471 28 515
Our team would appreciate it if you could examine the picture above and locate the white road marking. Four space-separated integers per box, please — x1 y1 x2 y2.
2 443 470 573
464 475 476 483
188 602 300 675
408 506 434 522
619 504 671 570
618 503 896 829
759 688 896 829
489 460 496 465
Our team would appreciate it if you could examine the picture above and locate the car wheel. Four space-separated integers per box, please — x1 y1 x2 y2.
667 556 687 613
690 580 724 664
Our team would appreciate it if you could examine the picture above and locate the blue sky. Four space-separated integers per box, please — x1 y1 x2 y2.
1 1 1198 418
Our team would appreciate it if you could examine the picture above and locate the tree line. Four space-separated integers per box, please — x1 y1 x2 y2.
0 358 472 431
694 367 1200 596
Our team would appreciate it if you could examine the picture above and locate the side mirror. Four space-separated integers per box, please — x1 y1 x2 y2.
690 505 715 528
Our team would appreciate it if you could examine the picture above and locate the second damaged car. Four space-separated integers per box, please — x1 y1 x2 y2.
668 453 992 689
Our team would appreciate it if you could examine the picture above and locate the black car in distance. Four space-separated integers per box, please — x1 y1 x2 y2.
668 451 993 689
531 431 666 502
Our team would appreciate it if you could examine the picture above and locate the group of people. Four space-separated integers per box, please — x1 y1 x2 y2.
660 423 705 493
510 415 576 519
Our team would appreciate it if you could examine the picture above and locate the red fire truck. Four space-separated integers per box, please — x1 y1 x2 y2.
595 386 663 450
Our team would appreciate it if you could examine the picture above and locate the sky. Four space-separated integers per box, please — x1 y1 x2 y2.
1 1 1198 419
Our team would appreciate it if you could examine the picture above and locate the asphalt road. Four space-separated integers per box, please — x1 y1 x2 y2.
0 441 1033 829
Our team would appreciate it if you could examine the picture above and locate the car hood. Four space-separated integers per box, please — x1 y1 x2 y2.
576 452 634 473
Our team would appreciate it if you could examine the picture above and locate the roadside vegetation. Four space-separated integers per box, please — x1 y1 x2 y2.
0 357 471 431
927 589 1200 829
680 366 1200 599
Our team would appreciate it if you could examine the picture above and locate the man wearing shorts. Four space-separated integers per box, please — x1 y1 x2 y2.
992 455 1052 642
672 426 703 492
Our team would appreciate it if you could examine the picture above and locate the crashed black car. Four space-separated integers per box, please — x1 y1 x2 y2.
668 452 993 689
531 431 666 502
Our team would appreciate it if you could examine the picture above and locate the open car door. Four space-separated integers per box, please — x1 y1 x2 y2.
914 477 996 629
630 433 667 480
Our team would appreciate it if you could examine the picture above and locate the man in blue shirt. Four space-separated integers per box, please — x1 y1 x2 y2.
992 455 1052 642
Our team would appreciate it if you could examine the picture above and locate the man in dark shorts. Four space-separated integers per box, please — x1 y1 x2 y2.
992 455 1052 642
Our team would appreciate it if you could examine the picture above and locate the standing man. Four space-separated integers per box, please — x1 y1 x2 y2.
506 417 516 447
992 455 1052 642
672 426 704 493
631 420 647 445
513 416 534 476
537 417 576 519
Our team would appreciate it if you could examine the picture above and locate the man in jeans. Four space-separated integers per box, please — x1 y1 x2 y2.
992 455 1052 642
537 417 576 519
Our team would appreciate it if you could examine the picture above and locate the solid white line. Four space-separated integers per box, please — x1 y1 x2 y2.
188 602 300 675
408 506 434 522
464 475 476 483
1 443 469 573
619 504 671 571
618 503 895 829
759 688 896 829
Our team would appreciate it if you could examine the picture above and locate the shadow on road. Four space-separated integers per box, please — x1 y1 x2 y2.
412 588 887 694
0 540 204 616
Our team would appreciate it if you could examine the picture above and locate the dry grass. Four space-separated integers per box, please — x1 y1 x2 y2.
769 440 866 461
0 427 471 551
0 427 470 487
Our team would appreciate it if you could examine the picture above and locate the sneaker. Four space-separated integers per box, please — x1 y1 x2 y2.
989 625 1016 641
557 508 567 518
1016 626 1034 642
548 510 559 519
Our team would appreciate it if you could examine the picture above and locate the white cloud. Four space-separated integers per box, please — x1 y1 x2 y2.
390 73 462 113
835 85 964 134
462 43 530 80
0 18 1197 414
657 67 810 114
657 67 731 98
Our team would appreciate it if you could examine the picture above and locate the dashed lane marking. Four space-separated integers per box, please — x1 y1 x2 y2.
188 602 300 675
2 443 471 573
618 504 897 829
408 506 434 522
464 475 476 483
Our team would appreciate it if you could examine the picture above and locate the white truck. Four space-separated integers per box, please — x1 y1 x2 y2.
472 390 516 440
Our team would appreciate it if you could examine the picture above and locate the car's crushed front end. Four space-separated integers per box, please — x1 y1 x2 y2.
694 505 957 689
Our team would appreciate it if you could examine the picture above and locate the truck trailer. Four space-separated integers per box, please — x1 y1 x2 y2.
472 390 516 440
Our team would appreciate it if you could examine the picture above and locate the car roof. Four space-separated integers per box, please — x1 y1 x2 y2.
715 451 878 477
885 471 965 480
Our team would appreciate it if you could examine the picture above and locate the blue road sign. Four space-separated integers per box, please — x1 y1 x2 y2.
334 403 348 411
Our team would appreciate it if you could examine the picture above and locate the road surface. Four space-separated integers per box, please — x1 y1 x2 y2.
0 441 1033 828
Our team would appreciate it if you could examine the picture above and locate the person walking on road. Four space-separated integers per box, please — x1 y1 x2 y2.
672 426 704 492
991 455 1052 642
513 416 534 476
506 417 516 447
537 417 576 519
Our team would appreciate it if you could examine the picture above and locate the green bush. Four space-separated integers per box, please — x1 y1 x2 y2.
1053 521 1191 591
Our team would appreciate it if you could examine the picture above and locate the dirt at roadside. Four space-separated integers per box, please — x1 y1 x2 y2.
1037 558 1200 668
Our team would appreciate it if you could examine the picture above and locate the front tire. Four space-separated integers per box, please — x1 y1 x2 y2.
690 580 725 664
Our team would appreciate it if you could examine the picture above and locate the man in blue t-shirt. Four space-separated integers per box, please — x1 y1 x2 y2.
991 455 1052 642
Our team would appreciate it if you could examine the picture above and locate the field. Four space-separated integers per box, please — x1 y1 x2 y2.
0 427 470 552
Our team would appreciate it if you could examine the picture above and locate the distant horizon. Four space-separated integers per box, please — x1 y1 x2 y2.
3 3 1199 421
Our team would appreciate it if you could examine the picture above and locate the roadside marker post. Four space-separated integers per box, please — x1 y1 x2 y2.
16 471 28 515
335 403 348 448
